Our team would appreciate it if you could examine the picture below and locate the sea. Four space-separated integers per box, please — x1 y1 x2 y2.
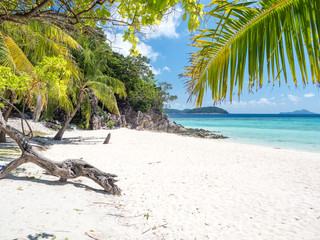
168 114 320 152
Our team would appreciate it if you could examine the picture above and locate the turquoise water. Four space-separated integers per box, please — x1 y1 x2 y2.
168 114 320 152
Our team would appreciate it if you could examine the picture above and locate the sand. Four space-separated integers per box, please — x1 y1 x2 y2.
0 127 320 240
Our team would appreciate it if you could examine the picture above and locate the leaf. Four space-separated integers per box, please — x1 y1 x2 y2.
183 0 320 106
73 208 84 211
182 13 188 21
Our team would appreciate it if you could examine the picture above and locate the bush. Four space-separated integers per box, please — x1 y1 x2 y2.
107 120 115 128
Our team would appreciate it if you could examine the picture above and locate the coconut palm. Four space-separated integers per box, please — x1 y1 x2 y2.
53 42 126 140
184 0 320 106
0 20 81 120
0 20 81 142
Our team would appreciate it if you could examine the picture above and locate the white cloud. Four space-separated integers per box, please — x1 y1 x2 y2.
257 97 275 105
150 66 161 75
288 94 301 102
246 98 276 106
107 32 159 61
137 42 159 61
304 93 315 98
148 66 171 75
147 9 182 39
163 66 171 72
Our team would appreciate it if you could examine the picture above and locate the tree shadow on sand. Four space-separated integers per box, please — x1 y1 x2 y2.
0 140 22 162
32 135 108 147
6 174 110 195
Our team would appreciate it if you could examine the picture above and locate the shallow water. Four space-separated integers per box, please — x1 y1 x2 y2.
168 114 320 152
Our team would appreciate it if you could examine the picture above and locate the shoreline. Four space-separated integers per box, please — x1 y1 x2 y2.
5 116 319 153
168 115 320 153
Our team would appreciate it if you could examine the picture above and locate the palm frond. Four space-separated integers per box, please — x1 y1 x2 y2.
0 32 34 75
88 81 119 114
93 75 127 98
184 0 320 106
81 93 92 129
28 20 82 51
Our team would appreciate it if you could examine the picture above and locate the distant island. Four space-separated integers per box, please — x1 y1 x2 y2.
279 109 317 115
164 106 229 114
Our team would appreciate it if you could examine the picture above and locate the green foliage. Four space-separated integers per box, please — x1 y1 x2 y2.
184 0 320 106
35 55 71 87
184 106 228 114
164 106 228 114
34 55 74 114
80 94 91 129
107 120 115 128
0 66 32 92
0 1 203 56
104 53 177 112
0 19 81 121
144 213 150 220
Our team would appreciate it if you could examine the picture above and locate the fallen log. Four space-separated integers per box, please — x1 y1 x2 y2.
0 110 120 195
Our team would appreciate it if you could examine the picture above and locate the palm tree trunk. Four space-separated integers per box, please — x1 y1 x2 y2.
53 90 85 140
0 92 16 143
33 94 43 121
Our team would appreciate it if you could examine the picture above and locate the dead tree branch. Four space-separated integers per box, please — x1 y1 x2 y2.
0 110 121 195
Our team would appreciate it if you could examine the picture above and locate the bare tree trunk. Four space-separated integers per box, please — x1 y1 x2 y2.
33 93 43 121
53 90 85 141
0 109 120 194
0 92 16 143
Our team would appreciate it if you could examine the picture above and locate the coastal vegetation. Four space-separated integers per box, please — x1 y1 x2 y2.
164 106 229 114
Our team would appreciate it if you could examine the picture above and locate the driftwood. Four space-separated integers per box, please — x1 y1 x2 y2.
103 133 111 144
0 110 121 195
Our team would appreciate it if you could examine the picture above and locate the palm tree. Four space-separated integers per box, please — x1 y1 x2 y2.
0 20 81 120
53 42 126 140
183 0 320 106
0 20 81 142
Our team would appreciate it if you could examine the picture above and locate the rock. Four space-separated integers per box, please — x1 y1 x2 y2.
113 100 227 139
118 100 138 128
45 121 61 130
107 114 122 128
120 115 126 127
92 115 104 130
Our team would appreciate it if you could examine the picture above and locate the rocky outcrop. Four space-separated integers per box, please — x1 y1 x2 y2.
107 101 227 139
89 92 106 130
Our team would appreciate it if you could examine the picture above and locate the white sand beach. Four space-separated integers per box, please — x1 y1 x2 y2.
1 127 320 239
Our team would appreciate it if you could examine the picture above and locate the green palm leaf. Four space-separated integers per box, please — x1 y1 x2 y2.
88 81 120 114
80 93 92 129
94 75 127 98
0 32 34 75
184 0 320 106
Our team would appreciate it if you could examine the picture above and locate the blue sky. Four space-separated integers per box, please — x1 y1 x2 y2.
107 10 320 114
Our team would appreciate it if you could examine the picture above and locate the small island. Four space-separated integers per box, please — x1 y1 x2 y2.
164 106 229 114
279 109 318 115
